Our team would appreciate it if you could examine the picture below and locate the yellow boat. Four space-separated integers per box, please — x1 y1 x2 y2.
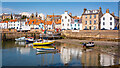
33 40 55 46
33 46 55 49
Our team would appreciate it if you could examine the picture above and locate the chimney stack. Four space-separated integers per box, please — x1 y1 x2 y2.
84 8 87 13
65 11 68 14
112 12 114 16
69 13 72 16
106 9 109 13
99 7 102 12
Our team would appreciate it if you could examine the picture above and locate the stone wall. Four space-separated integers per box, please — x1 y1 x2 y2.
62 30 120 40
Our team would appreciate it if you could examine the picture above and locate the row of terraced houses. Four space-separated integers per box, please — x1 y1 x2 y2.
0 7 119 31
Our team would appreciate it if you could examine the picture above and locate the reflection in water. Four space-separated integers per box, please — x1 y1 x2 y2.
15 41 26 46
17 47 30 55
2 41 120 66
100 54 114 66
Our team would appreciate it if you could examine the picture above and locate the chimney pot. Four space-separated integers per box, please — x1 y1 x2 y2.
106 9 109 13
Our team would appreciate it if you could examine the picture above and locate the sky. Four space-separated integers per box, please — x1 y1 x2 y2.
1 0 120 2
1 2 119 16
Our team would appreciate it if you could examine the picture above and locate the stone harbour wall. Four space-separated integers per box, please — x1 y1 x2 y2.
62 30 120 40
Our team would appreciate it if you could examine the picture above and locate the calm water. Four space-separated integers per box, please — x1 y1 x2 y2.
2 41 120 66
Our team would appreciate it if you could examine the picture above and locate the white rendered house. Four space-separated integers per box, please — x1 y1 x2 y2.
61 11 72 30
101 9 116 30
71 19 82 30
8 20 21 29
0 22 8 29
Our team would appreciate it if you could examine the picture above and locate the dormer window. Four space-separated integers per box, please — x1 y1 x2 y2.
88 11 90 13
32 21 34 24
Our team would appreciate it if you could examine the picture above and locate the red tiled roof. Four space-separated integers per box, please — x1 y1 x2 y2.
10 19 17 22
44 21 53 25
55 19 61 24
25 19 44 25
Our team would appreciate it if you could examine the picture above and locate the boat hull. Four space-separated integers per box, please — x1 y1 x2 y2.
26 40 34 43
33 40 55 46
36 48 58 52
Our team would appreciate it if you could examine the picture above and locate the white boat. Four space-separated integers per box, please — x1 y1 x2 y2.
82 42 95 47
25 37 34 43
15 37 26 41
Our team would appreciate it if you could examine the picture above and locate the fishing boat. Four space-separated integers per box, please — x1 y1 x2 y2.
25 37 34 43
15 37 26 41
33 40 55 46
82 42 95 47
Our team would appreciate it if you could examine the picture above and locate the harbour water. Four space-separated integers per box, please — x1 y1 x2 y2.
2 41 120 66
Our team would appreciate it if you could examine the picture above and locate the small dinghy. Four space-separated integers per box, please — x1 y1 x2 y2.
25 37 34 43
15 37 26 41
82 42 95 47
33 40 55 46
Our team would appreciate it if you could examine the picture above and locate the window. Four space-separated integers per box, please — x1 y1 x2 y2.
103 22 105 25
75 24 76 26
94 26 96 30
110 17 112 20
90 20 91 24
78 24 80 26
71 24 72 26
18 24 19 26
63 24 64 26
62 19 63 22
68 19 70 22
94 20 96 24
85 15 87 19
65 16 67 19
90 15 92 19
110 28 112 30
85 26 87 29
103 17 105 20
14 24 15 26
110 22 112 25
39 25 41 27
32 21 34 24
89 26 91 30
85 21 87 24
94 15 96 18
67 24 69 26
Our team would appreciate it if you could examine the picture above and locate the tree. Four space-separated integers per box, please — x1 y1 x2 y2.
21 15 27 19
3 18 10 21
